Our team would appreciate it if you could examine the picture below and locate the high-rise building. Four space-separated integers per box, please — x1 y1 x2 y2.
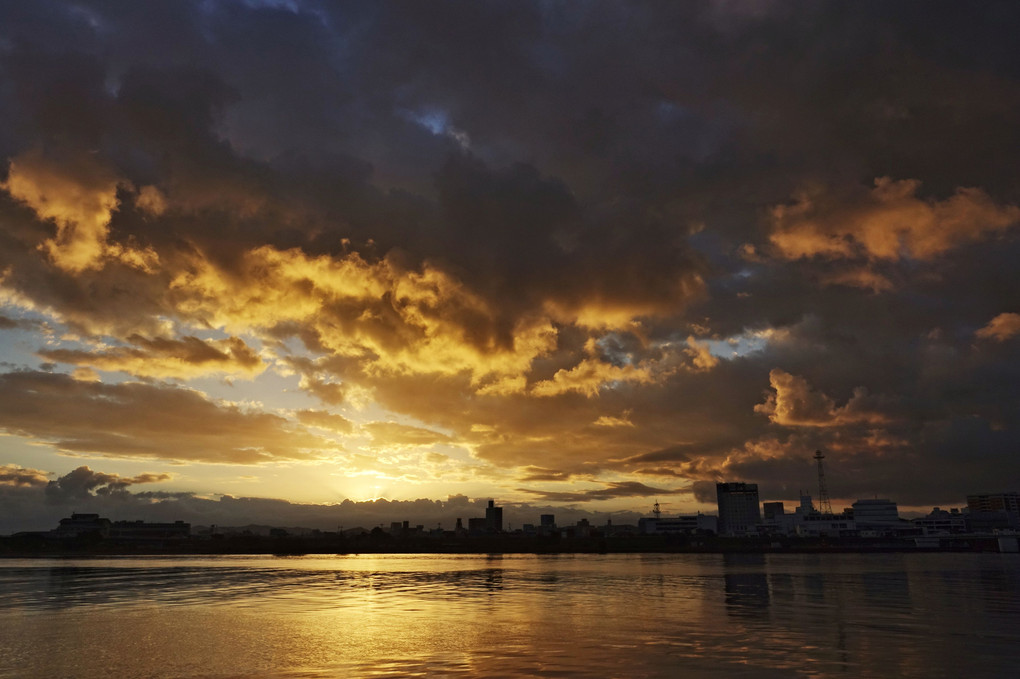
485 499 503 533
716 482 761 536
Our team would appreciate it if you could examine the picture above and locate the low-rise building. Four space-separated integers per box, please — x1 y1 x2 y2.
638 513 717 535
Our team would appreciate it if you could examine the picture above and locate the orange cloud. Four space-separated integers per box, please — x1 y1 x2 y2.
755 369 890 427
768 177 1019 262
976 312 1020 341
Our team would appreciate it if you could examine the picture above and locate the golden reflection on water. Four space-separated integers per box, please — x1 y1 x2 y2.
0 553 1018 678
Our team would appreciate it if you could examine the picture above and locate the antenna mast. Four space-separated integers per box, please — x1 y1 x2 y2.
653 500 661 520
814 450 833 516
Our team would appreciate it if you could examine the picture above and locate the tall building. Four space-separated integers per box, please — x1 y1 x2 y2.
716 482 761 536
485 499 503 533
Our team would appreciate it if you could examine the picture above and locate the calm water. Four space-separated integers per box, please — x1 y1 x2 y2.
1 553 1018 678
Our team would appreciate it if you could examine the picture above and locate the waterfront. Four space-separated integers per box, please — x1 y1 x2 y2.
1 553 1018 678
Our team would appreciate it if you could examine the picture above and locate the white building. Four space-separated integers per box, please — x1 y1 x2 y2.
851 499 899 524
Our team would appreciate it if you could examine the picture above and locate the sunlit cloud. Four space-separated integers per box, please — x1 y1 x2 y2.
531 358 656 397
593 413 635 428
294 409 354 434
2 150 159 273
767 178 1019 262
976 312 1020 342
755 369 891 428
0 464 50 487
364 421 452 446
38 334 265 379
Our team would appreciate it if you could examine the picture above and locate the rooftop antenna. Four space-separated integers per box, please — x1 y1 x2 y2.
814 450 833 516
653 500 661 520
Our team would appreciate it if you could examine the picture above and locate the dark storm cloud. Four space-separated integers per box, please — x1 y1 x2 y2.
0 473 645 536
0 0 1018 514
517 481 689 503
43 465 171 504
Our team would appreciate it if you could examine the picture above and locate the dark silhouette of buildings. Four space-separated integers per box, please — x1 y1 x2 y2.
485 499 503 533
716 482 761 536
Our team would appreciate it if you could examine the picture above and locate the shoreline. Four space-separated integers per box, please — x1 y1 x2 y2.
2 534 1016 558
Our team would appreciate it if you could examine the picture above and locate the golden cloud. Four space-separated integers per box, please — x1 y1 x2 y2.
0 464 51 487
294 409 354 433
593 413 635 428
364 421 451 446
768 177 1019 262
684 336 719 372
2 150 159 273
169 246 560 388
530 357 656 397
297 375 347 406
976 312 1020 342
39 335 265 379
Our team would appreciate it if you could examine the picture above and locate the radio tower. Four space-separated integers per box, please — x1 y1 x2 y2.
814 450 833 516
653 500 661 520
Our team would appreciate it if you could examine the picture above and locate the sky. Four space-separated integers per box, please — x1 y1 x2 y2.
1 0 1019 533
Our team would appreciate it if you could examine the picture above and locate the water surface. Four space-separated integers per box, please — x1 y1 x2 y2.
1 553 1018 678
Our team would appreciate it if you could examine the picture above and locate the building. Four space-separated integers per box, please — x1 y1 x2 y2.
762 502 785 521
967 492 1020 514
638 513 717 535
485 499 503 533
50 514 190 542
851 499 899 525
109 520 190 542
912 507 967 535
795 513 856 538
52 513 111 539
966 492 1020 530
716 482 761 536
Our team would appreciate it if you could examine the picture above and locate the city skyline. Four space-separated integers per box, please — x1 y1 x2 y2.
2 1 1020 534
